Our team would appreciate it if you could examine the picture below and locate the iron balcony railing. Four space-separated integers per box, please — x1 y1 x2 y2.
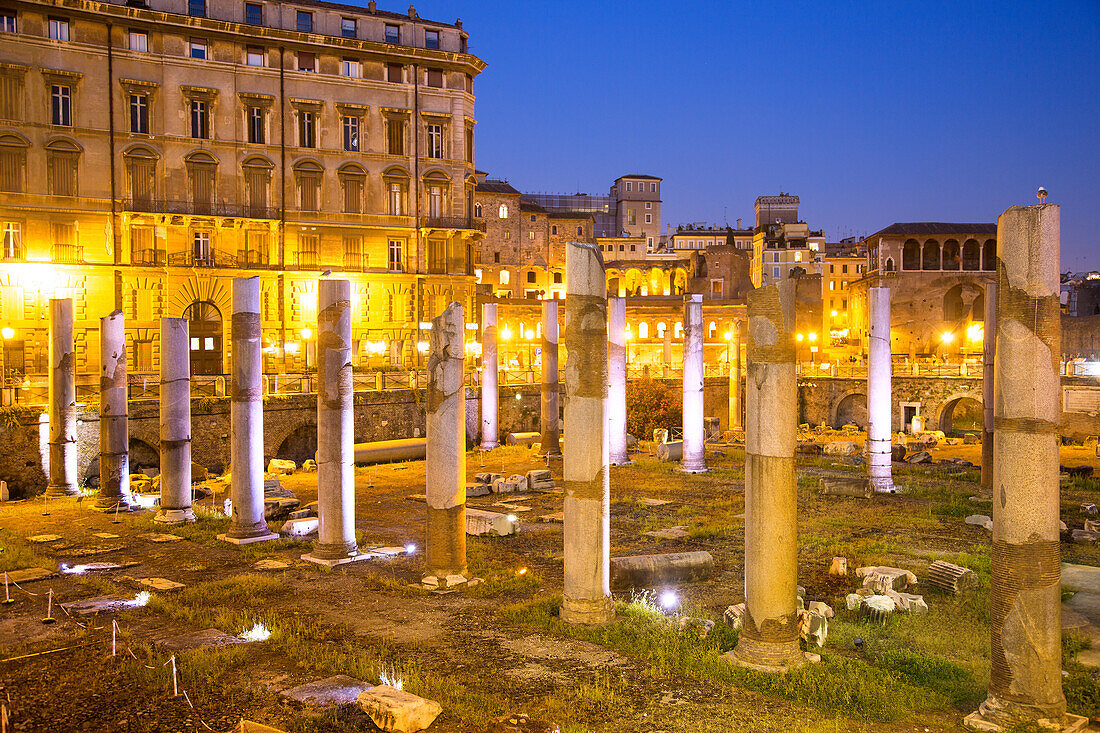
423 216 486 232
124 199 279 219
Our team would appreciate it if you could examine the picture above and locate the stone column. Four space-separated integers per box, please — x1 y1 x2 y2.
729 322 742 431
220 277 277 544
96 310 135 511
425 302 467 579
45 298 77 497
539 300 561 457
727 280 812 672
981 281 996 493
965 205 1079 731
304 279 359 565
607 297 631 466
867 286 896 493
156 317 195 524
561 241 613 625
680 294 707 473
480 302 499 450
663 327 672 377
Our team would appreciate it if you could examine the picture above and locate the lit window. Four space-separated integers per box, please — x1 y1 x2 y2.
341 17 356 38
427 124 443 158
189 39 207 59
498 204 508 219
246 46 264 66
425 29 439 49
129 31 147 52
193 231 211 262
296 11 312 32
388 239 403 271
48 17 68 41
500 270 509 285
2 222 22 259
342 116 359 152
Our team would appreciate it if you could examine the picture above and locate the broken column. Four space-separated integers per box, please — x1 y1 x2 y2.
680 294 707 473
539 299 561 457
727 280 812 672
96 310 135 511
561 240 613 625
220 277 277 544
425 302 467 580
156 317 195 524
729 321 742 431
607 296 631 465
480 302 499 450
45 298 77 497
304 279 359 565
867 286 896 493
981 281 996 493
965 204 1077 731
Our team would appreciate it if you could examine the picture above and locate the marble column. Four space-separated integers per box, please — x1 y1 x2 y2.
662 327 672 377
561 241 613 625
96 310 135 511
480 302 499 450
539 300 561 457
304 279 360 565
607 297 631 465
729 322 742 432
156 317 196 524
727 280 812 672
680 294 707 473
867 287 896 493
965 205 1078 731
45 298 77 497
425 301 467 579
981 281 996 493
220 277 277 544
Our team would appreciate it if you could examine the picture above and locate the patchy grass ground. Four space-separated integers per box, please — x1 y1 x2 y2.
0 437 1097 732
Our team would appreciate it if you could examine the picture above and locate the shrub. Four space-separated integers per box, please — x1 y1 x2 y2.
626 377 682 440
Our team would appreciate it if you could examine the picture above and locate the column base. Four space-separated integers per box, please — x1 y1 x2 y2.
480 441 500 451
43 484 79 498
560 595 615 625
155 508 197 524
725 637 816 673
869 477 898 494
677 463 708 475
217 531 279 545
963 697 1086 732
609 454 634 467
94 495 139 512
301 551 370 568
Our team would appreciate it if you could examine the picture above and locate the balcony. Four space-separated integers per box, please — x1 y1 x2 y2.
124 199 279 219
423 216 486 233
51 243 83 264
168 250 239 268
131 248 166 266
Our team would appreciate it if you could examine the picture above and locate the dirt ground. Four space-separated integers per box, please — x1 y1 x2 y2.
0 436 1098 733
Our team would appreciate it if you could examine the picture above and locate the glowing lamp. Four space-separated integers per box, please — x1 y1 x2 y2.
796 333 804 342
1 327 13 339
299 328 312 340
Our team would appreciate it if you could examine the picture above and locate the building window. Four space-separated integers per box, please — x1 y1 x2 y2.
187 0 205 17
129 94 148 133
464 124 473 163
388 239 403 271
189 39 207 59
425 69 443 88
188 158 216 213
499 270 509 285
296 168 321 211
645 214 651 223
129 30 147 52
247 106 264 143
48 17 68 40
246 46 264 66
47 143 79 196
190 100 208 138
577 226 582 236
340 58 361 78
51 222 79 263
243 161 270 213
341 171 364 213
50 85 71 126
0 11 15 33
298 234 318 267
245 3 262 25
386 116 405 154
297 51 315 72
627 210 636 225
772 266 780 278
829 281 836 291
550 225 557 235
296 11 312 32
193 231 211 263
342 116 359 152
0 73 22 121
125 149 157 204
2 222 21 258
298 112 315 147
386 63 403 83
384 24 399 44
473 202 482 217
388 180 407 215
498 204 508 219
425 29 439 49
625 182 632 192
503 230 511 241
341 17 356 38
426 124 443 158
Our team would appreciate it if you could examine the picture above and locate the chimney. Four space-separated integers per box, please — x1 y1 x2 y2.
367 0 376 11
736 218 742 229
408 5 418 19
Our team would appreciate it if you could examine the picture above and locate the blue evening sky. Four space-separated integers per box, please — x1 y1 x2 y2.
406 1 1099 269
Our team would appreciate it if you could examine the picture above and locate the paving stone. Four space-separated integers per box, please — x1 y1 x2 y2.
93 533 121 539
494 503 531 512
27 534 63 543
643 526 689 540
139 533 184 543
252 559 290 570
280 675 374 706
60 595 143 615
467 508 517 536
538 512 564 523
5 567 56 584
639 498 673 506
130 577 185 591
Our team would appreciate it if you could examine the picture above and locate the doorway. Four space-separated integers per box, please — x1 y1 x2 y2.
183 300 222 375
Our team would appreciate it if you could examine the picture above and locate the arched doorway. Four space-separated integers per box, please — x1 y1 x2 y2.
277 424 317 465
183 300 223 375
834 393 868 429
941 397 982 434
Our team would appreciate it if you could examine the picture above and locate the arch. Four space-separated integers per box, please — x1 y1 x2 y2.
184 150 219 165
0 132 30 148
242 154 274 169
274 423 318 465
44 137 83 153
942 239 960 271
884 257 895 272
422 167 451 182
122 143 160 159
674 322 683 338
474 202 482 217
921 239 940 270
962 239 980 270
707 321 717 339
498 203 508 219
831 391 868 429
982 239 996 271
128 437 160 474
672 268 688 295
292 158 324 173
656 321 667 337
902 239 920 270
638 321 649 339
183 300 223 376
937 394 983 434
337 161 366 176
382 164 411 179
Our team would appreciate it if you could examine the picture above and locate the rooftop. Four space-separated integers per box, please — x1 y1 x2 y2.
475 180 521 195
616 174 663 181
870 222 998 238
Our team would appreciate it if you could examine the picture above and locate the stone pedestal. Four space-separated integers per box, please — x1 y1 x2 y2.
965 204 1081 732
981 282 996 493
539 300 561 457
561 241 613 625
729 323 742 431
220 277 277 545
156 318 196 524
607 297 632 466
727 280 813 672
304 280 360 566
45 298 77 497
425 302 467 579
96 310 135 511
480 303 499 450
680 295 707 473
867 287 896 493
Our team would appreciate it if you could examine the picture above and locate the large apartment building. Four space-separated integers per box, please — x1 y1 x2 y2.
0 0 484 381
750 194 825 288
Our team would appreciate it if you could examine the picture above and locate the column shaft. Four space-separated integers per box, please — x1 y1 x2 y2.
46 298 77 497
607 297 631 465
157 318 195 523
97 310 134 510
480 302 499 450
867 287 896 492
680 295 707 473
425 302 467 578
561 241 613 625
539 300 561 456
308 279 359 561
981 282 996 493
729 322 742 431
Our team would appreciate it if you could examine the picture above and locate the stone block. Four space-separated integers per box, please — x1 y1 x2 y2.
964 514 993 531
926 560 978 595
466 482 491 498
507 474 529 491
643 526 689 540
266 458 296 475
300 459 317 473
1072 529 1100 545
475 472 502 485
963 433 979 445
807 600 834 619
357 684 442 733
27 534 63 543
891 444 907 462
823 441 859 456
723 602 746 630
857 566 917 593
1083 503 1099 515
906 451 932 464
6 567 56 584
139 532 183 543
264 478 296 498
489 712 561 733
858 595 895 625
827 557 848 576
281 517 319 537
796 442 823 455
265 497 300 521
466 508 516 536
526 469 554 492
288 509 313 519
845 593 863 611
799 609 828 647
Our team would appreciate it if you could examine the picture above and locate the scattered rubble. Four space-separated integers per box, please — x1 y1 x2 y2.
357 684 442 733
964 514 993 532
926 560 978 595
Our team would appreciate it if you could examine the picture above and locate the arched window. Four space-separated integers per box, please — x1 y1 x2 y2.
942 239 960 271
338 163 366 214
884 257 895 272
656 321 667 338
982 239 996 271
45 138 81 197
423 170 450 220
474 202 482 217
921 239 940 270
902 239 920 270
185 151 218 214
242 156 273 215
638 322 649 339
0 134 28 194
674 322 683 338
383 166 410 216
498 203 508 219
292 159 323 212
123 145 159 207
707 321 717 339
962 239 980 270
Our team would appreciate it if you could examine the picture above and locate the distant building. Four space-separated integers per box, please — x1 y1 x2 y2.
750 194 826 288
821 239 868 346
610 175 662 250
